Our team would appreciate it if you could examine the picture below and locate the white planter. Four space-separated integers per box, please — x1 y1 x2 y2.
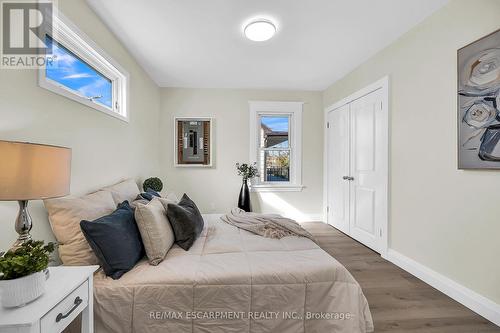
0 270 47 308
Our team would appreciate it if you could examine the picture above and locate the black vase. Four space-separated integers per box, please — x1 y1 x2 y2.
238 179 251 212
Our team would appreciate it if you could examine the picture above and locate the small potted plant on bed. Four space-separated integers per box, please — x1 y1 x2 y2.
142 177 163 192
236 162 259 212
0 240 55 307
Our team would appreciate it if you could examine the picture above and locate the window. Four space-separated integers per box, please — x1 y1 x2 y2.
38 11 129 121
249 101 303 192
260 115 290 182
45 36 113 109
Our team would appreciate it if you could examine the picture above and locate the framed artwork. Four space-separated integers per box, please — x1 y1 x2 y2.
174 117 213 167
458 29 500 169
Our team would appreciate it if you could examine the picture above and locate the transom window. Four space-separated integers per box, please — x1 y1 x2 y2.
38 11 129 121
250 101 303 192
45 36 113 109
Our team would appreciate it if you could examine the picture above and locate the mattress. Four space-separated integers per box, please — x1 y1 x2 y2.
92 215 374 333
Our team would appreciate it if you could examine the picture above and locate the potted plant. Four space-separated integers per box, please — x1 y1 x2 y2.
143 177 163 192
0 240 55 307
236 162 259 212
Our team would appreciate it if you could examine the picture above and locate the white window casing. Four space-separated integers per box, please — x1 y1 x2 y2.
249 101 304 192
38 8 129 122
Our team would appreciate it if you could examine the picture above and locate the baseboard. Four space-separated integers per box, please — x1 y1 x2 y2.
383 249 500 327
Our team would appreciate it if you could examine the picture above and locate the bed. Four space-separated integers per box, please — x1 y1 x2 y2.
91 215 374 333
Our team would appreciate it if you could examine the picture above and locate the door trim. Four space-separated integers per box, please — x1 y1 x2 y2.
323 76 389 256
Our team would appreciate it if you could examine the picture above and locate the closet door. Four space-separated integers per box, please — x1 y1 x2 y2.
349 88 386 253
327 104 350 233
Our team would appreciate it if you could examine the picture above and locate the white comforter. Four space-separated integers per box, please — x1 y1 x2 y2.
92 215 374 333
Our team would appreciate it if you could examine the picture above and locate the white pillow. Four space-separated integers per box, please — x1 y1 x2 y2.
164 192 179 203
101 179 140 205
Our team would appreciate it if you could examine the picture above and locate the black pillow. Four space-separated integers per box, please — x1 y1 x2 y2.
80 201 144 279
166 194 204 251
137 188 161 201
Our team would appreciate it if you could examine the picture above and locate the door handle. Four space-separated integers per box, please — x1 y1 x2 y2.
342 176 354 181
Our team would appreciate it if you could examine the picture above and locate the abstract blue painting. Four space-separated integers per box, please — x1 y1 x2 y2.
458 29 500 169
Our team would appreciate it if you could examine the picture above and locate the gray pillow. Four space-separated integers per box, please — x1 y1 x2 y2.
165 194 204 251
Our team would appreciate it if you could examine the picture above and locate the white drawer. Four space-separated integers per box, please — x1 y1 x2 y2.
40 280 89 333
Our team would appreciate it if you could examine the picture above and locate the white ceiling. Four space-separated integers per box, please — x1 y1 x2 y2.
86 0 448 91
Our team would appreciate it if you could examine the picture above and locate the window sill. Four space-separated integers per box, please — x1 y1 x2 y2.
40 78 129 122
250 184 304 192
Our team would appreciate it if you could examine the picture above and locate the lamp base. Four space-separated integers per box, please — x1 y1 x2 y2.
11 233 33 250
9 200 33 252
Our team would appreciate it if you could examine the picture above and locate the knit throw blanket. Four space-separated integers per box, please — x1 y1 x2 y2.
221 208 316 243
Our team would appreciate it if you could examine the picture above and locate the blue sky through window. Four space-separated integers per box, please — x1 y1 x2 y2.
45 36 112 109
261 116 289 132
261 116 289 148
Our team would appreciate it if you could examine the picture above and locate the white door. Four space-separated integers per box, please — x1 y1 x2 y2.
327 87 387 254
348 88 387 253
327 105 350 234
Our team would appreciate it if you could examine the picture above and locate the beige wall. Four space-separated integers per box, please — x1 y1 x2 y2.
1 0 497 310
323 0 500 303
159 88 324 220
0 0 161 250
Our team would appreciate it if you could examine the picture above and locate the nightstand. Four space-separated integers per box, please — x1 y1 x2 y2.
0 265 99 333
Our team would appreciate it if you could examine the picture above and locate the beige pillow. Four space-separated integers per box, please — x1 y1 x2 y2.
44 190 116 265
135 197 175 265
130 198 149 209
101 179 140 205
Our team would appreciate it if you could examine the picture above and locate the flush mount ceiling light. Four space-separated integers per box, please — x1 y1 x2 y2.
244 19 276 42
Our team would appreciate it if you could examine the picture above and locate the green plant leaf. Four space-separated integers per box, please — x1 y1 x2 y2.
0 240 56 280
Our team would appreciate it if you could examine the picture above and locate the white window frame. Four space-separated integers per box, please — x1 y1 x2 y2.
38 9 129 122
249 101 304 192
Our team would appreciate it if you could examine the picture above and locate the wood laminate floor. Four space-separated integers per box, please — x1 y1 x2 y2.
302 222 499 333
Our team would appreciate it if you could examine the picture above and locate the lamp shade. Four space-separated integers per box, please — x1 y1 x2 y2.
0 141 71 201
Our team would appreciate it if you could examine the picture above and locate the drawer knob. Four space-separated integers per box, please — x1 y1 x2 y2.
56 296 83 323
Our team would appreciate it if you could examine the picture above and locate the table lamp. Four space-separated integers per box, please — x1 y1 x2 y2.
0 141 71 250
